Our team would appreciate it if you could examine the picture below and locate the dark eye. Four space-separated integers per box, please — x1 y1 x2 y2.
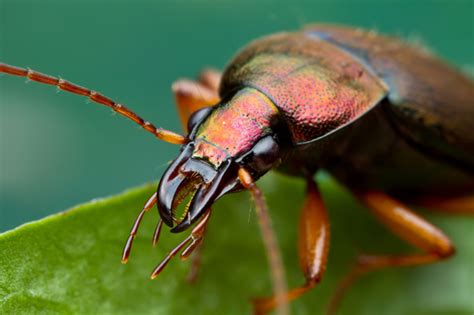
250 136 280 171
187 107 213 132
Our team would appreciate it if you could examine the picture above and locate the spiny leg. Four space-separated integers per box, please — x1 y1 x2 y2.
252 177 330 314
239 168 289 315
0 63 185 144
327 190 455 315
150 209 211 279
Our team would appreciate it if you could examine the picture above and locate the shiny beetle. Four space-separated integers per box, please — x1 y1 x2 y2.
1 24 473 315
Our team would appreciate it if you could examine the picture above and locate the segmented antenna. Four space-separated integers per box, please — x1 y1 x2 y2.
0 63 185 144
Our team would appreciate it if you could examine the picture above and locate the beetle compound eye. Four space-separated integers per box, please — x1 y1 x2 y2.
249 135 280 172
187 107 213 133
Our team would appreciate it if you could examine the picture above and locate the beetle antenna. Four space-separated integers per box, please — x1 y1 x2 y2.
238 168 289 315
0 63 186 145
121 192 158 263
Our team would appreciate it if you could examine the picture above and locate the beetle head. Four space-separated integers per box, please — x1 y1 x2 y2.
158 87 284 232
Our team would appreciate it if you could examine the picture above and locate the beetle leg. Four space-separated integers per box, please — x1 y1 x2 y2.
172 69 222 130
327 191 455 315
252 177 330 315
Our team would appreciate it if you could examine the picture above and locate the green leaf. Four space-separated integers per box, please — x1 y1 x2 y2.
1 173 473 314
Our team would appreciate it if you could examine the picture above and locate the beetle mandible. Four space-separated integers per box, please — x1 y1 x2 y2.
1 24 473 315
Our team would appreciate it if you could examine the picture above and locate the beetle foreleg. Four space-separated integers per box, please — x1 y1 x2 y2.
252 177 330 314
327 191 455 315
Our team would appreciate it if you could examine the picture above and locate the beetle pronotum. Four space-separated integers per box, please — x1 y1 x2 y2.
2 24 473 314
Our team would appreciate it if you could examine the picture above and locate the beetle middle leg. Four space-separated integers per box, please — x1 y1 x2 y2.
327 191 455 315
252 177 330 315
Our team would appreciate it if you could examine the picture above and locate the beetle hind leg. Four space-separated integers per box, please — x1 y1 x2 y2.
253 177 330 315
327 190 455 315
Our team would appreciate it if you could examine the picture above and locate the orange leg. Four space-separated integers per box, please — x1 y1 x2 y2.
172 69 221 131
327 191 455 315
253 177 330 315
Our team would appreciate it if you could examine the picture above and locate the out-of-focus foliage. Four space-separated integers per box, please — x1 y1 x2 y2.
1 174 473 314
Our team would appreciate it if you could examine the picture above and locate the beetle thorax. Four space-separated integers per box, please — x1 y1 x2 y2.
192 87 279 168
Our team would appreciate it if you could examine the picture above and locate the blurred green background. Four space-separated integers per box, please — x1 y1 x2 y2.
1 0 473 232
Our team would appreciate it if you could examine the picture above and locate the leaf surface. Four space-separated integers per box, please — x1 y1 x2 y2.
1 173 473 314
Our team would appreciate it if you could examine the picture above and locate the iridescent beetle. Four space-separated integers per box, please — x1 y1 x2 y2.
1 24 473 314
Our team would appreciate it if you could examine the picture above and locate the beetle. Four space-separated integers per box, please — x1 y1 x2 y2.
1 24 473 314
